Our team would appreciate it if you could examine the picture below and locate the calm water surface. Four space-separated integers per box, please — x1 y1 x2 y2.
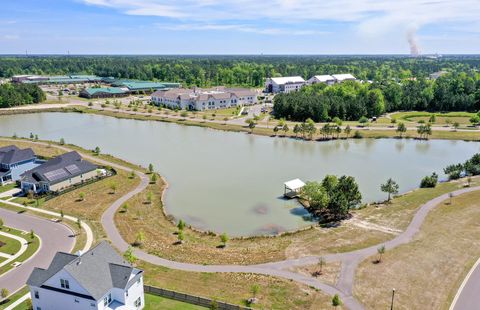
1 112 478 236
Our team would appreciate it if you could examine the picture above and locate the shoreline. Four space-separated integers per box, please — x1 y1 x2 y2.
2 104 480 142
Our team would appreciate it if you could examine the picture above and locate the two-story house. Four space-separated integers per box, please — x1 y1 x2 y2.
27 241 144 310
0 145 39 186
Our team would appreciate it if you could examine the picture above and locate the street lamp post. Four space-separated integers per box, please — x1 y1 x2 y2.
390 288 396 310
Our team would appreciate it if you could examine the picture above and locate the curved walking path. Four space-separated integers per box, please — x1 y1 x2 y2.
3 138 480 309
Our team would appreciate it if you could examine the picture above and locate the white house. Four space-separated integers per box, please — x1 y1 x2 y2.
0 145 39 186
264 76 306 93
151 87 257 111
332 74 356 83
306 75 336 85
27 241 144 310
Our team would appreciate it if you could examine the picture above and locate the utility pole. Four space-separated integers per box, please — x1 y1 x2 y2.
390 288 396 310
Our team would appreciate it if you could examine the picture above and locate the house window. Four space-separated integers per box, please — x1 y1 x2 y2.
104 293 112 306
60 279 70 289
90 303 95 307
34 290 39 299
74 298 79 303
134 297 142 308
36 307 41 310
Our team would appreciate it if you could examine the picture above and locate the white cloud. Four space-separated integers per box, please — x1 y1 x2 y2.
82 0 480 36
155 23 327 35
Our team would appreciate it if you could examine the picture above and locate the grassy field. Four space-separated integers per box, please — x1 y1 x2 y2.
354 188 480 310
144 294 206 310
391 111 476 125
140 261 341 310
0 184 16 194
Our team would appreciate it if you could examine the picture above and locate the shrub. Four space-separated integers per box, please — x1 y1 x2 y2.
353 130 363 139
420 172 438 188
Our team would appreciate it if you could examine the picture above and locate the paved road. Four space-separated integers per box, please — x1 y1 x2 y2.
0 208 74 293
451 257 480 310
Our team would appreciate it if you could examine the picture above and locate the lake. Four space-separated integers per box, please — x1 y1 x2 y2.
1 112 478 236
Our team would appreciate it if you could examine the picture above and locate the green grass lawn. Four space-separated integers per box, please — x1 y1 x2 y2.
0 234 21 255
0 226 40 275
0 183 17 194
0 286 29 309
391 111 476 124
144 294 207 310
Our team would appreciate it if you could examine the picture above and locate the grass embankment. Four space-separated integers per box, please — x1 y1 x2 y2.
354 187 480 310
114 174 389 265
144 294 206 310
140 261 338 310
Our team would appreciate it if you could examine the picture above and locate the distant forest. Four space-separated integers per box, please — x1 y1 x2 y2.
1 55 480 87
273 73 480 121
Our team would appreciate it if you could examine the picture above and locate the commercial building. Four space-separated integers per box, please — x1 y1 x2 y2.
264 76 306 94
151 86 257 110
111 80 181 94
332 74 356 83
80 87 129 99
12 75 104 85
307 75 336 85
0 145 40 185
20 151 98 194
27 241 145 310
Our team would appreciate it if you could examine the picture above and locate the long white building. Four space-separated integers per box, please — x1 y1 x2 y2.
27 241 144 310
307 75 336 85
151 87 257 111
264 76 306 94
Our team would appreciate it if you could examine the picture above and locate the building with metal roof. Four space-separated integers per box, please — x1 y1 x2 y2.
27 241 144 310
79 87 129 99
112 80 181 93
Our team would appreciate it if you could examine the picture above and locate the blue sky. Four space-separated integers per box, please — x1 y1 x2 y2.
0 0 479 54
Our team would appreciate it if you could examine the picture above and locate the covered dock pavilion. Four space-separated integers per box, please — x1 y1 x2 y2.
284 179 306 198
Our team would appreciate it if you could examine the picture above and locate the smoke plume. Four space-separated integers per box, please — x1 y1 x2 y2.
407 28 420 56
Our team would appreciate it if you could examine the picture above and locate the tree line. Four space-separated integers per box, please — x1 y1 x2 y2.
1 55 480 87
0 83 45 108
273 73 480 122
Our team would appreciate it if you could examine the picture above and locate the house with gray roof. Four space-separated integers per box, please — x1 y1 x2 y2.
0 145 40 186
20 151 98 194
27 241 144 310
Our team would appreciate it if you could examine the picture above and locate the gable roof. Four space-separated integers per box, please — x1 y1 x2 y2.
82 87 127 96
21 151 97 185
27 241 142 301
0 145 35 165
269 76 305 85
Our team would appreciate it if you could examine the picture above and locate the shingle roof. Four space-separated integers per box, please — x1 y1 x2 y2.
0 145 35 165
21 151 97 185
27 241 142 301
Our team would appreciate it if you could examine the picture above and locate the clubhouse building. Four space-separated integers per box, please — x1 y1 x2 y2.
151 87 257 110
